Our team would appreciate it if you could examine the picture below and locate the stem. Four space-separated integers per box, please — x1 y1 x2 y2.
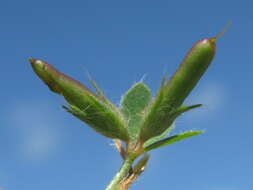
105 156 136 190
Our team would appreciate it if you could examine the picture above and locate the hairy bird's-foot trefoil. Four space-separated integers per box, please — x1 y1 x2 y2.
29 28 226 190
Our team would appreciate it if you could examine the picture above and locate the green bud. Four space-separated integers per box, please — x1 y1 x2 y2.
29 59 129 141
162 38 216 108
140 37 216 142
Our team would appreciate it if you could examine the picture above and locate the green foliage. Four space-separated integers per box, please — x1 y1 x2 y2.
29 35 215 153
144 130 203 152
161 39 216 109
139 38 215 142
120 82 151 140
143 123 175 148
139 88 202 142
29 33 221 190
29 53 209 149
29 59 129 141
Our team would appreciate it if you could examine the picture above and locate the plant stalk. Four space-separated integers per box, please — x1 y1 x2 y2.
105 155 136 190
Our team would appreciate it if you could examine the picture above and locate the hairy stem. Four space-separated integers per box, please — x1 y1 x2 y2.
105 156 136 190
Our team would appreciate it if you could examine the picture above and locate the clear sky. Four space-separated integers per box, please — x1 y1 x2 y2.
0 0 252 190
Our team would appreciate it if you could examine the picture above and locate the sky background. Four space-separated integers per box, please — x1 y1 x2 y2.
0 0 252 190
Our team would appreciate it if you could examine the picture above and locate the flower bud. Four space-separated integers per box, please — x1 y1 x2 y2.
140 38 216 142
29 59 129 141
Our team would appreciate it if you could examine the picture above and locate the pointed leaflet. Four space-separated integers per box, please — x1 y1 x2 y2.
171 104 202 116
143 123 175 148
120 82 151 140
144 130 203 152
30 59 129 141
143 104 201 148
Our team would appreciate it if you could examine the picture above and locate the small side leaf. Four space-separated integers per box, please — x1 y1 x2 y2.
170 104 202 117
133 153 150 174
143 123 175 148
120 82 151 140
144 130 203 152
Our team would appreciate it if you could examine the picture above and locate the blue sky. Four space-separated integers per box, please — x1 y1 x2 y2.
0 0 252 190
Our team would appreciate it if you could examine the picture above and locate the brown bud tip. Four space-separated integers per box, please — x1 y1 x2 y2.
29 58 47 71
198 38 216 49
28 58 36 64
29 58 46 66
29 58 96 96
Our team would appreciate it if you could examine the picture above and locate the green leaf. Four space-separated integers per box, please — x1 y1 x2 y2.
143 122 175 148
30 59 129 141
120 82 151 140
121 82 151 116
170 104 202 117
144 130 203 152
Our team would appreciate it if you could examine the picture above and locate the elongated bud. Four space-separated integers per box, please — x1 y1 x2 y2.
29 58 96 107
162 21 231 109
162 38 216 107
29 59 129 141
140 37 217 142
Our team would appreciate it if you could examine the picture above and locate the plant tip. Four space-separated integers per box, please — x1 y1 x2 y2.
28 58 36 63
212 21 232 42
29 58 45 66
